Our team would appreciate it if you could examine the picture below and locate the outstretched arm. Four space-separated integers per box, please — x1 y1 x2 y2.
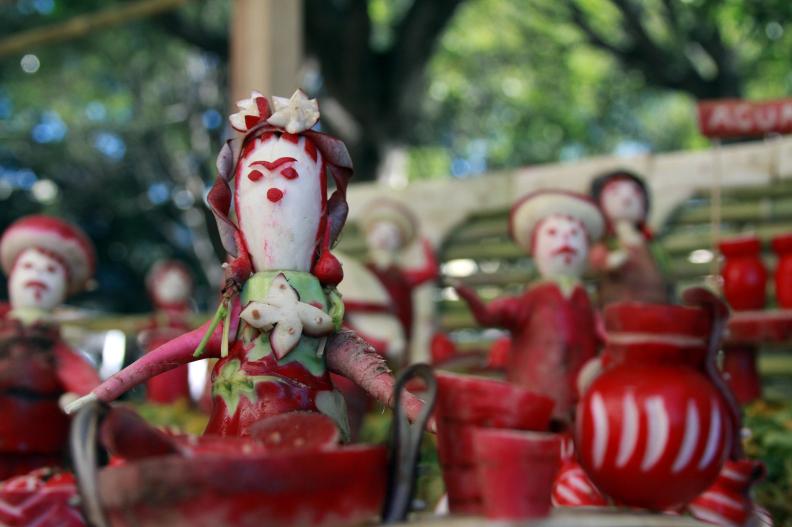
54 342 101 396
403 238 439 288
65 319 225 414
326 329 429 429
454 283 519 328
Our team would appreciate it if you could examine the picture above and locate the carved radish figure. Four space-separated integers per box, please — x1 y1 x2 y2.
0 215 100 479
140 260 194 404
359 199 438 364
66 90 425 438
589 170 670 307
455 190 604 422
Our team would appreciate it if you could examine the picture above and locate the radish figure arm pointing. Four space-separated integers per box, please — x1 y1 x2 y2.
326 329 430 429
65 318 226 414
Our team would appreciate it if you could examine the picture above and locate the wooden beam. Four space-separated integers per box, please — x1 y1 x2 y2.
230 0 303 105
0 0 188 58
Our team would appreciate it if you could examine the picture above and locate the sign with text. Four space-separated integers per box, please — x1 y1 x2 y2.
697 98 792 138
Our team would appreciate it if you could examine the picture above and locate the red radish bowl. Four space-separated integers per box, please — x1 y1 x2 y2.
96 444 387 527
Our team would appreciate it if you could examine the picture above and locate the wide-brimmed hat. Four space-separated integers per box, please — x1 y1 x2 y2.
359 199 418 246
509 190 604 252
0 215 95 294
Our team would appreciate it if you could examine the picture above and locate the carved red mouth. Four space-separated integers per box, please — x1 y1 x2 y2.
24 280 49 291
267 188 284 203
552 245 578 256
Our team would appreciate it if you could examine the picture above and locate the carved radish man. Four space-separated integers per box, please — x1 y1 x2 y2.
455 191 604 422
139 260 194 404
67 90 425 438
360 199 438 363
0 215 100 479
589 170 669 307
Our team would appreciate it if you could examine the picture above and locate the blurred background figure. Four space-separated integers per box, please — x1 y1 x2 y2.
0 215 99 479
589 170 671 307
360 198 438 366
139 259 195 404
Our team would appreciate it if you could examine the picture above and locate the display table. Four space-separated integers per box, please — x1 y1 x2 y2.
404 509 707 526
723 309 792 403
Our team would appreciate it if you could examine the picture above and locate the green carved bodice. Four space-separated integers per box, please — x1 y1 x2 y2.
238 271 344 377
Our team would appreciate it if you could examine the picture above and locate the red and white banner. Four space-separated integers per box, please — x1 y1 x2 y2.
697 98 792 138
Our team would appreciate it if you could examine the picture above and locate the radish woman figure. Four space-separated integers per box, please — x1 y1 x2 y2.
68 90 425 438
455 191 605 423
588 170 670 307
0 215 100 478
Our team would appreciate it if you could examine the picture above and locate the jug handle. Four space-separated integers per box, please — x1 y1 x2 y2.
682 287 744 459
382 363 438 523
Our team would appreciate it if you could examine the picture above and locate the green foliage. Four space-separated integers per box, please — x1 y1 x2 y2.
408 0 792 179
744 399 792 527
0 1 227 312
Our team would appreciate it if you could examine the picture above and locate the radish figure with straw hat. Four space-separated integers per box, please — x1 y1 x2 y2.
0 215 100 479
359 198 438 365
66 90 427 439
454 191 604 423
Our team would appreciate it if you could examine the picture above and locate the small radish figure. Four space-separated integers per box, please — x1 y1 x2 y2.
360 199 438 365
0 215 100 479
139 260 194 404
589 170 670 307
455 190 604 423
67 90 426 439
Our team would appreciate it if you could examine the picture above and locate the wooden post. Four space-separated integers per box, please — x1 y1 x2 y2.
710 139 723 279
229 0 303 104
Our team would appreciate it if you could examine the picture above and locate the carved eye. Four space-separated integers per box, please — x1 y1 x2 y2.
46 265 56 273
22 262 33 269
548 228 557 236
281 167 298 180
248 170 263 182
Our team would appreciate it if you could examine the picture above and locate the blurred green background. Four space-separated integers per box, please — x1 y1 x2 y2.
0 0 791 312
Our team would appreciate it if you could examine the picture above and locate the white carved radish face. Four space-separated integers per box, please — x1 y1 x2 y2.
9 248 68 311
601 179 646 224
366 220 404 255
236 134 324 272
532 214 589 280
152 267 191 306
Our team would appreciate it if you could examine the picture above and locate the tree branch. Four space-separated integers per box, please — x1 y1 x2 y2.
0 0 187 58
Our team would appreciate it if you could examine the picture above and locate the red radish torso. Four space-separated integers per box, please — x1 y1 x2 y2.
576 303 732 510
495 282 598 420
143 311 192 403
0 316 99 479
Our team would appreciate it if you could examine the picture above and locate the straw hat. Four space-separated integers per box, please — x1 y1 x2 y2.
509 190 604 252
0 215 95 294
360 199 418 246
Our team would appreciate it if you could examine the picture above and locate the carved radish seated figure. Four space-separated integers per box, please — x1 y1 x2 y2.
66 90 426 439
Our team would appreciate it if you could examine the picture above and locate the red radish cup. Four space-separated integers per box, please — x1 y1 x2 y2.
473 429 561 520
718 236 767 311
772 233 792 309
434 372 554 514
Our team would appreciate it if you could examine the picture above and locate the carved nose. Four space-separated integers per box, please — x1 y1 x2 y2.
267 188 284 203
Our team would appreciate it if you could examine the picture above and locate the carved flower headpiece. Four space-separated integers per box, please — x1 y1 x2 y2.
228 90 320 135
